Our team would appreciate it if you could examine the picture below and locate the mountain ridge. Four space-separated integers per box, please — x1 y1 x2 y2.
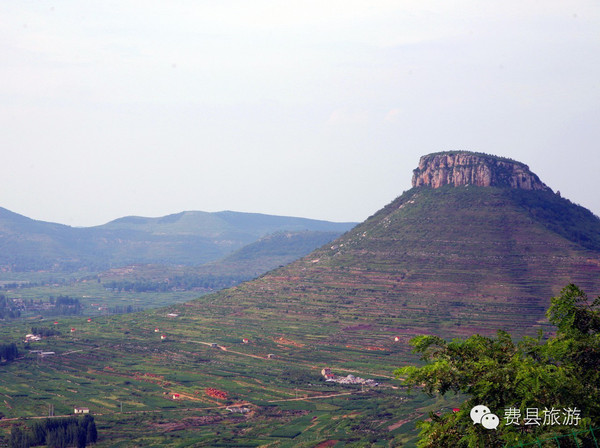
2 151 599 446
188 152 600 344
0 207 356 272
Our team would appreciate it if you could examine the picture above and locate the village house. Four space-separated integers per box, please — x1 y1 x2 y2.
321 367 335 380
74 407 90 414
226 406 250 414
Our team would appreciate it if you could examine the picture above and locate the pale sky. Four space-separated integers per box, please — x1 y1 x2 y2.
2 1 599 227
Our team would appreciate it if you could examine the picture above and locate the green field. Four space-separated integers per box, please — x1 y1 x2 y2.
3 180 599 446
0 303 456 447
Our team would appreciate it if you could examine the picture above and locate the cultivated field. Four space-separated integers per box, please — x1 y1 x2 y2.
0 303 458 446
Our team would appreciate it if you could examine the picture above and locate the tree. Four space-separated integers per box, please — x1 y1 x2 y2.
85 415 97 444
77 426 87 448
395 284 600 447
9 416 97 448
9 427 25 448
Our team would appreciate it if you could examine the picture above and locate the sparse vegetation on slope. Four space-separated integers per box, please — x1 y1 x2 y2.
1 154 599 446
206 186 600 343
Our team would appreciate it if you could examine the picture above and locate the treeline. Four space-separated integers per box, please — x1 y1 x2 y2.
104 274 246 293
48 296 82 316
0 295 82 319
0 283 28 290
106 305 144 315
31 327 61 337
9 415 97 448
0 343 18 362
0 295 21 319
0 257 96 273
509 189 600 251
0 279 64 290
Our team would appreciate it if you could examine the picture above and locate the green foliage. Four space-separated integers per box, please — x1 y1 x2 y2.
9 415 97 448
47 296 83 316
104 274 246 293
31 327 61 337
0 343 18 362
395 284 600 448
0 206 354 272
508 188 600 251
105 304 145 315
420 150 521 165
0 294 21 319
0 295 83 319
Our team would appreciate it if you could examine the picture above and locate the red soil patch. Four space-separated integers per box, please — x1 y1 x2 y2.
315 441 338 448
152 415 224 432
205 387 228 400
388 418 411 431
273 336 305 347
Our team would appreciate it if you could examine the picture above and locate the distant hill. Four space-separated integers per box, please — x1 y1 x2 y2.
0 208 355 272
217 230 345 271
192 152 600 341
3 152 600 447
97 230 345 293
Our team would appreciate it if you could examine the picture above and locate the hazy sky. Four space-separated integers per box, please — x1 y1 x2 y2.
2 1 599 227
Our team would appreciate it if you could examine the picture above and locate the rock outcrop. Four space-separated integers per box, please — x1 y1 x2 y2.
412 152 552 191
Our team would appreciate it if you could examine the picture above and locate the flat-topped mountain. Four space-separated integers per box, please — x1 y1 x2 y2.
191 152 600 345
3 152 600 447
412 151 551 191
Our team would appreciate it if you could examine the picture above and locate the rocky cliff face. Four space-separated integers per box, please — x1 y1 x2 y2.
412 152 552 191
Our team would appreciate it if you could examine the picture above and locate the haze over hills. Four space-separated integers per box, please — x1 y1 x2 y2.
97 230 345 294
0 208 356 272
2 152 600 446
186 151 600 342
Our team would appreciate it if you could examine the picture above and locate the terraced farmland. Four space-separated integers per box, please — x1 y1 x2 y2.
2 165 600 445
208 186 600 341
0 310 435 446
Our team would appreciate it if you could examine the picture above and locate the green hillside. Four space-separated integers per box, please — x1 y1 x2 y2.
2 153 600 446
96 230 346 295
195 185 600 342
0 208 355 272
211 230 345 275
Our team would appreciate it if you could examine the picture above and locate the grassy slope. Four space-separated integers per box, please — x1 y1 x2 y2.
2 185 600 446
200 186 600 342
0 208 356 271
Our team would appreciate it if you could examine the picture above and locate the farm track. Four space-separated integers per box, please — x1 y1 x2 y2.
186 339 396 379
0 403 239 422
0 390 361 422
188 340 267 360
267 391 360 403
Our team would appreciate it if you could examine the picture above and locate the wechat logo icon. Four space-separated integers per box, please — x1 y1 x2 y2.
470 405 500 430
